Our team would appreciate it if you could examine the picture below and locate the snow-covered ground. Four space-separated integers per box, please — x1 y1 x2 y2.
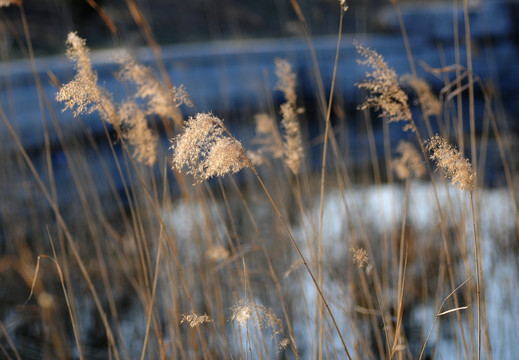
164 182 517 358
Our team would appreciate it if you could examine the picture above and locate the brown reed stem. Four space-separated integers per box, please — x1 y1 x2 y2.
419 275 474 360
250 166 352 360
229 176 300 359
0 105 120 360
469 191 481 360
140 226 164 360
317 7 345 358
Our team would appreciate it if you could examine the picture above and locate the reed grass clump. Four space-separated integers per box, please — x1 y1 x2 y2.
2 1 516 359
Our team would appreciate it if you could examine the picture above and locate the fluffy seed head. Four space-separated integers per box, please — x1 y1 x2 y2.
251 113 284 159
205 245 230 262
275 58 297 107
171 113 251 184
231 300 289 350
180 313 213 328
57 32 119 127
425 135 475 191
339 0 349 12
355 42 414 131
392 141 425 180
350 247 369 268
0 0 21 7
118 101 157 166
231 302 252 326
275 59 304 175
280 103 304 175
118 56 186 129
402 75 441 118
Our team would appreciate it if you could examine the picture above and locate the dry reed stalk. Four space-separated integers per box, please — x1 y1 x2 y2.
53 33 206 354
383 20 474 356
1 105 121 360
231 300 290 351
354 40 473 353
228 175 301 358
426 134 483 360
169 110 351 358
391 140 425 357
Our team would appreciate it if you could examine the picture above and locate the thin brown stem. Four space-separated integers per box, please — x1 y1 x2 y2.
317 7 345 358
250 166 352 360
470 192 481 360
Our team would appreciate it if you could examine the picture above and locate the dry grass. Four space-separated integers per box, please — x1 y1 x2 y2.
0 0 517 359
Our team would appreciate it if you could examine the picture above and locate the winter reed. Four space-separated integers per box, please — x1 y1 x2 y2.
355 42 414 132
425 135 475 191
170 112 251 183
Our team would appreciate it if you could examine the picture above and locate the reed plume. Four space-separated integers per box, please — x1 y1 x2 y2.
118 101 157 166
251 113 284 160
205 245 230 262
180 313 213 328
170 113 251 183
57 32 119 127
355 42 414 131
231 300 289 350
402 74 441 118
0 0 20 7
392 140 425 180
339 0 349 12
425 135 475 191
275 58 304 175
118 56 188 129
350 247 369 268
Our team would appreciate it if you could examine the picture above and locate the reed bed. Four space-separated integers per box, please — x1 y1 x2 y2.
0 0 517 359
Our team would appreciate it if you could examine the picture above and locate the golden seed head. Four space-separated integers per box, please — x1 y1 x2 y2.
180 313 213 328
392 141 425 180
350 247 369 268
118 101 158 166
402 75 441 119
57 32 119 127
425 135 475 191
355 42 414 131
118 55 186 129
171 113 251 184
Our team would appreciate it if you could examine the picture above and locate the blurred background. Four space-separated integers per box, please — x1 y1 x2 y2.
2 0 518 183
